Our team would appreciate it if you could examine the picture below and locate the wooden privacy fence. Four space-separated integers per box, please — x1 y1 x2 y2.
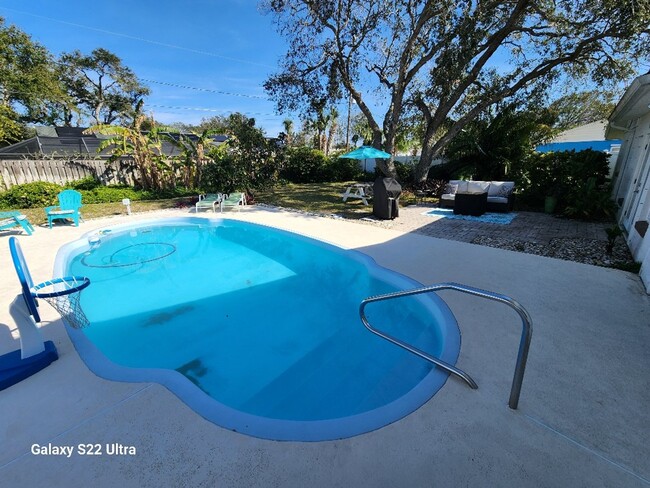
0 159 137 190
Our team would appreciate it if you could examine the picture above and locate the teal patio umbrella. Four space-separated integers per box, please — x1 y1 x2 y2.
339 146 391 173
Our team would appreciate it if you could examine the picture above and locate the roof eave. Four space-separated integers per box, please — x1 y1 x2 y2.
606 73 650 139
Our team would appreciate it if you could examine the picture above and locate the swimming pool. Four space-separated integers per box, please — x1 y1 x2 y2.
55 217 461 441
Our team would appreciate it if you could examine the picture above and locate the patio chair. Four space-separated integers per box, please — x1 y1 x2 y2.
196 193 222 213
220 192 247 212
0 211 35 235
45 189 83 229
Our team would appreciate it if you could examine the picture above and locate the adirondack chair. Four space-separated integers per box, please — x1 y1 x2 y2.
0 211 34 235
45 190 83 228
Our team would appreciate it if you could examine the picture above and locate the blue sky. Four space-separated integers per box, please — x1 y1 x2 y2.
0 0 290 136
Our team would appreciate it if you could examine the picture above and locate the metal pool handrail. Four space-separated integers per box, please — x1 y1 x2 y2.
359 282 533 409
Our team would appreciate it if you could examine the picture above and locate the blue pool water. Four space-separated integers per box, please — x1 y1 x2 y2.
57 217 460 440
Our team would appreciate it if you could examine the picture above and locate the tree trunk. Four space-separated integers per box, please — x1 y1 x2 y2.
415 139 437 183
413 117 441 184
371 130 397 178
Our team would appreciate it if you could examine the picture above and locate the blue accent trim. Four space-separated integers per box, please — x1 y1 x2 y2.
536 140 621 153
56 217 462 441
0 341 58 391
9 237 40 322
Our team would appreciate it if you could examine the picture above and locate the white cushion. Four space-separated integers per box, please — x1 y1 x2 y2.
467 181 490 193
488 182 504 196
449 180 469 193
489 181 515 197
441 194 456 201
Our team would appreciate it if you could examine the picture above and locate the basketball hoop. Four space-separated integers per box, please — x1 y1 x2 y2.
31 276 91 329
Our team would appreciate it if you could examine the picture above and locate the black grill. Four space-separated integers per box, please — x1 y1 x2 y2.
372 177 402 219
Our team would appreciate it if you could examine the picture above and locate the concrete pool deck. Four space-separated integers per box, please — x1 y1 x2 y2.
1 207 649 487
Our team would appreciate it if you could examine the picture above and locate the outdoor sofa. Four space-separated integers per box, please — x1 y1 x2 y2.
440 180 515 213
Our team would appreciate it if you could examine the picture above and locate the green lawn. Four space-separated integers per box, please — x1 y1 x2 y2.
253 182 420 219
17 198 191 226
8 182 424 225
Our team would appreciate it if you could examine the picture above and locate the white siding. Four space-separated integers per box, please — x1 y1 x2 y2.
551 121 607 142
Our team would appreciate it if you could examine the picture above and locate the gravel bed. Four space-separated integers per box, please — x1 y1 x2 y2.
253 204 637 270
471 235 636 269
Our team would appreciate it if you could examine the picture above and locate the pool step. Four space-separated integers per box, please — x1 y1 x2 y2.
240 328 378 419
302 328 436 419
358 352 434 410
241 320 442 422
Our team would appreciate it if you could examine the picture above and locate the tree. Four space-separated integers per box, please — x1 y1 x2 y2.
263 0 649 182
0 104 26 144
168 129 219 188
0 17 67 140
282 118 294 146
548 90 617 132
59 48 150 126
195 115 229 133
86 101 169 191
445 102 555 180
220 113 279 190
325 107 339 155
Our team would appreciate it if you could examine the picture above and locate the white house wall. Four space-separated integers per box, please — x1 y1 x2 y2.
551 120 607 142
608 74 650 293
613 112 650 291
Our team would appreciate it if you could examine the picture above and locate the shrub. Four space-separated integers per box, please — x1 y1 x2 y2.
201 155 249 193
281 147 330 183
78 185 194 204
67 175 102 191
78 186 143 204
511 149 610 213
563 178 616 220
325 156 362 182
0 182 63 209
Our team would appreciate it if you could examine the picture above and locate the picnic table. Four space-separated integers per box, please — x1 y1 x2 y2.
341 183 373 205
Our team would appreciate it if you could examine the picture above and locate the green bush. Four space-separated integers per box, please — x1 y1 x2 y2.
0 181 196 209
511 149 610 213
0 181 63 209
201 155 249 193
281 147 330 183
78 185 194 204
66 175 102 191
78 186 144 204
325 156 362 182
563 177 616 220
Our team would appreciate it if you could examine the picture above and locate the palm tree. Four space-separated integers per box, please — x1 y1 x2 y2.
85 102 167 191
325 108 339 156
167 129 219 189
282 118 294 146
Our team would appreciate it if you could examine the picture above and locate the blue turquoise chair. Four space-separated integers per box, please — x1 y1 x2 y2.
0 211 35 235
45 190 83 228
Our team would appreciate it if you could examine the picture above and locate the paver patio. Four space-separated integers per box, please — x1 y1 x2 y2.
373 204 613 244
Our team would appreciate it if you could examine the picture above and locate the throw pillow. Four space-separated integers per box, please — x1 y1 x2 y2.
498 183 514 197
446 183 459 195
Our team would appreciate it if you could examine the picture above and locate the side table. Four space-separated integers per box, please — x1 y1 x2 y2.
454 192 488 216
